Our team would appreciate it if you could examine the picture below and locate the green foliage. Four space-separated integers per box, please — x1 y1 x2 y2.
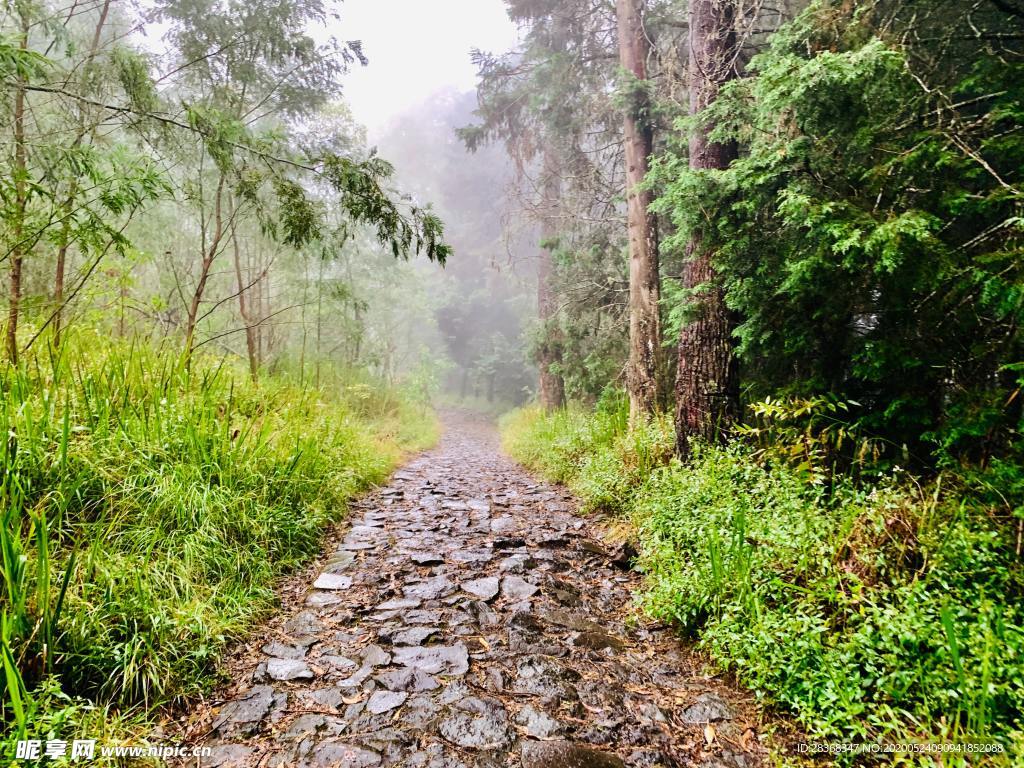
501 389 672 513
0 335 436 751
735 394 890 484
502 404 1024 763
651 0 1024 465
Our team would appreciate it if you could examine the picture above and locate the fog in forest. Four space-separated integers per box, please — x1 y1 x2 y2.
3 0 1023 760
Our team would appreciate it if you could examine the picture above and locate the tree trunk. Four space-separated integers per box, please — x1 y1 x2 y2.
537 149 566 410
184 174 226 357
674 0 740 459
7 17 29 364
616 0 662 423
230 216 259 381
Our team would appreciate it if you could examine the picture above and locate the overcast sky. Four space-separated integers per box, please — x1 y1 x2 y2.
332 0 520 138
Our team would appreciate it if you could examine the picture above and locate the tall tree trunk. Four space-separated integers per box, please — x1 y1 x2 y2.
7 16 30 364
230 215 259 381
674 0 740 459
537 149 566 410
617 0 662 423
184 174 226 357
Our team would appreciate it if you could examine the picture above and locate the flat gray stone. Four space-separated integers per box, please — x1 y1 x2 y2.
361 644 392 667
680 692 734 723
439 696 512 749
313 573 353 590
461 576 500 601
389 626 438 646
502 575 539 600
514 705 563 738
261 641 306 660
404 576 455 600
266 658 313 681
376 597 421 611
366 690 409 714
375 667 440 692
210 685 274 733
306 591 344 608
393 643 470 676
410 552 445 565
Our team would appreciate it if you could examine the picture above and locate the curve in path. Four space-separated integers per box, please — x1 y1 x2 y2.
180 413 765 768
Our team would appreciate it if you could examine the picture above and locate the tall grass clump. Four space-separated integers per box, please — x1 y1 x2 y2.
1 332 436 756
502 400 1024 764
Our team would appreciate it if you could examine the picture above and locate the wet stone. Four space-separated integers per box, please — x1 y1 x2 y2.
313 573 353 590
521 741 626 768
182 414 763 768
449 550 494 564
262 641 306 660
461 576 500 601
267 658 313 681
399 694 440 730
376 597 421 611
502 575 539 600
511 656 579 699
361 644 392 667
283 611 324 644
393 643 470 676
306 591 344 609
211 685 274 734
514 705 563 739
375 666 440 692
404 576 455 600
367 690 409 714
318 654 358 672
680 692 734 723
500 554 537 573
438 696 513 750
386 626 438 646
410 552 445 566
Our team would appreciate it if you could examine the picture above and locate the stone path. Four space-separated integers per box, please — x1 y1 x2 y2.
178 414 765 768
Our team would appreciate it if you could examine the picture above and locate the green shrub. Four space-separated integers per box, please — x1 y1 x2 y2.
503 403 1024 764
1 333 437 757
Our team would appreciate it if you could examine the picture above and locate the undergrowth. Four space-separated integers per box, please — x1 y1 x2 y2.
501 398 1024 766
1 333 437 762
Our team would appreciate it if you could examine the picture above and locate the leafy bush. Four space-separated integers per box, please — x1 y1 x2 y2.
1 334 436 756
503 404 1024 764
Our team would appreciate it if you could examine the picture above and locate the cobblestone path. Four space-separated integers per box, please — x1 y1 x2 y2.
180 415 764 768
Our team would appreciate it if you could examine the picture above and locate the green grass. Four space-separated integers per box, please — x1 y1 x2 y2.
501 400 1024 766
1 333 437 761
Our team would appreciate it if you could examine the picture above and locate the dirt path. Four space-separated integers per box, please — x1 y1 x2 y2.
179 413 765 768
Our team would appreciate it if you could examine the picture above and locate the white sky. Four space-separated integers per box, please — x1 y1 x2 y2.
331 0 520 138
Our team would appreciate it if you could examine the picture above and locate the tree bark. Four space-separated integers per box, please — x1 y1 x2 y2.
184 174 226 358
229 214 259 381
537 149 566 410
674 0 740 459
616 0 662 423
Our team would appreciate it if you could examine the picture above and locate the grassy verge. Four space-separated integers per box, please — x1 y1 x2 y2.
1 334 437 762
501 400 1024 765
